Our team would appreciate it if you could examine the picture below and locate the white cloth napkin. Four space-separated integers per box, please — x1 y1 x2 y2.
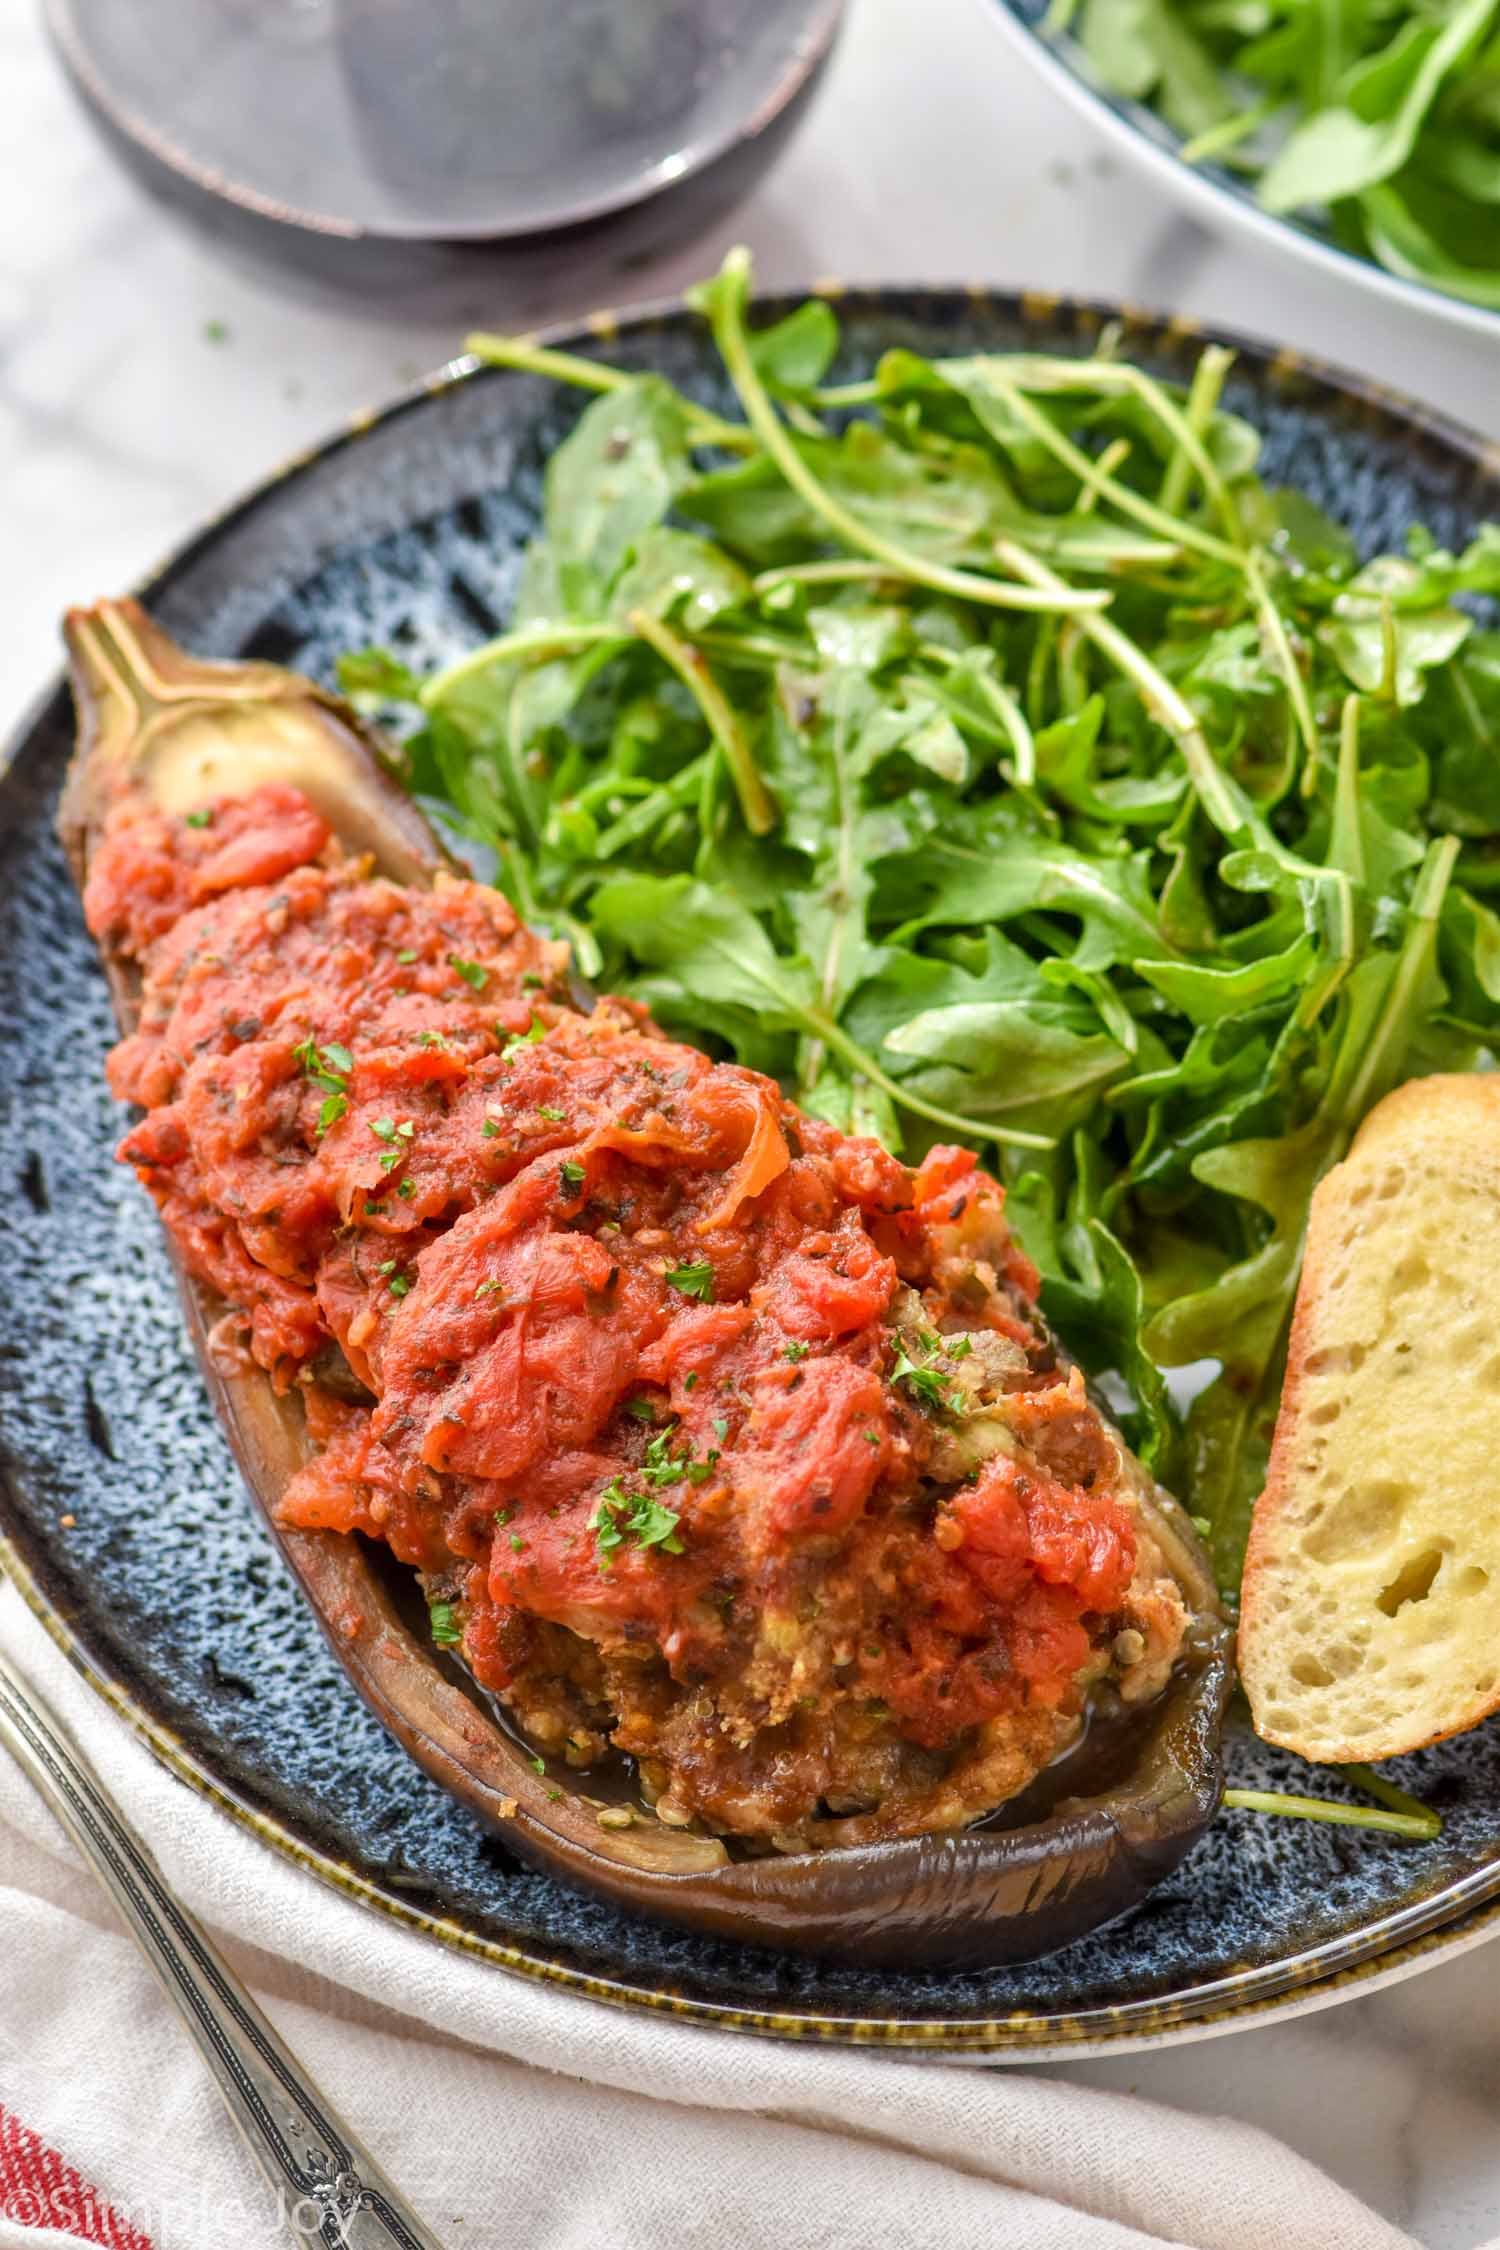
0 1581 1430 2250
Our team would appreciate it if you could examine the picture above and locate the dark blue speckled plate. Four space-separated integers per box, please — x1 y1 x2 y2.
5 290 1500 2055
986 2 1500 345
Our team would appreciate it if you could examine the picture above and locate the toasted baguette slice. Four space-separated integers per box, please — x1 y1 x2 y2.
1239 1073 1500 1763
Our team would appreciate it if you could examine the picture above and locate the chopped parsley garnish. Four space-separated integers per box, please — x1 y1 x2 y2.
591 1476 684 1564
623 1396 658 1422
537 1105 567 1123
474 1278 506 1298
528 1753 546 1776
509 1532 524 1552
665 1260 714 1301
183 808 213 829
387 1272 412 1299
482 1118 502 1138
370 1117 414 1172
638 1423 720 1490
712 1416 728 1443
448 955 488 990
295 1037 353 1105
628 1494 685 1548
498 1015 546 1061
560 1160 586 1190
417 1029 448 1050
783 1339 809 1362
640 1431 683 1488
398 1177 416 1200
428 1601 462 1646
364 1200 383 1216
890 1343 961 1416
592 1495 626 1557
683 1372 698 1391
396 947 419 965
947 1335 973 1359
522 972 543 989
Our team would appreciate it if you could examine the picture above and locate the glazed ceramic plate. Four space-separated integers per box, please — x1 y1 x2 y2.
6 289 1500 2057
986 1 1500 346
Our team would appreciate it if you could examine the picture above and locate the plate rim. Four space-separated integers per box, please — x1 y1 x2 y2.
979 0 1500 346
8 279 1500 2054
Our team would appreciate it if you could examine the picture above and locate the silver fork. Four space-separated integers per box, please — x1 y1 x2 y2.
0 1646 446 2249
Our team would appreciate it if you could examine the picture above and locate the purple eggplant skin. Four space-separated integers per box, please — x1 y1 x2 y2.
59 596 1232 1969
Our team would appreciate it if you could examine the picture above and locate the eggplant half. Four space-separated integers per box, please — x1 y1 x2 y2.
59 597 1232 1969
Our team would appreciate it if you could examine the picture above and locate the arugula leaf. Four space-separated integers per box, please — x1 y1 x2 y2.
851 933 1131 1121
1260 1 1499 215
610 527 751 631
591 874 821 1029
337 647 423 703
540 375 693 614
747 297 841 394
878 800 1176 969
1077 0 1228 135
1134 936 1317 1027
1320 557 1474 707
1069 0 1500 313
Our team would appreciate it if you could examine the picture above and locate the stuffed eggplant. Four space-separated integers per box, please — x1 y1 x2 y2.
60 597 1230 1968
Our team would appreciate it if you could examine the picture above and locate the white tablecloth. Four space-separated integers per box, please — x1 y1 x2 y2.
0 1582 1439 2250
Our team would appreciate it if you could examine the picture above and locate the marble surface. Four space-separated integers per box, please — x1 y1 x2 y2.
2 1 1499 2243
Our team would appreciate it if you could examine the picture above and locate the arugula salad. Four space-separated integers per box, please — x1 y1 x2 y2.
1051 0 1500 312
342 249 1500 1608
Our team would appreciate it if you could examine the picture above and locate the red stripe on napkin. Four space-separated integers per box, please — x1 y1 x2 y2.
0 2106 154 2248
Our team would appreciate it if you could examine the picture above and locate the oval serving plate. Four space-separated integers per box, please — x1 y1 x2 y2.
985 0 1500 347
6 288 1500 2057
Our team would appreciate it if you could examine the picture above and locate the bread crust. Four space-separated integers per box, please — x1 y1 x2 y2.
1240 1074 1500 1763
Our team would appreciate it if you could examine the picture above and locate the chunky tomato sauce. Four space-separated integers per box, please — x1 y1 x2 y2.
89 784 1187 1842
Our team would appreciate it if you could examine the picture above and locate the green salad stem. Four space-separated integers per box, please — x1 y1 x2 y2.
466 331 753 452
421 621 624 707
1340 1764 1444 1831
995 537 1248 838
1222 1788 1440 1842
694 250 1111 619
627 606 776 836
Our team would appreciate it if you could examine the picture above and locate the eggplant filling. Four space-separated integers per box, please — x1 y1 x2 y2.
85 776 1192 1851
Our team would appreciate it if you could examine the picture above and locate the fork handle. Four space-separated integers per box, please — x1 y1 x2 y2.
0 1647 446 2249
